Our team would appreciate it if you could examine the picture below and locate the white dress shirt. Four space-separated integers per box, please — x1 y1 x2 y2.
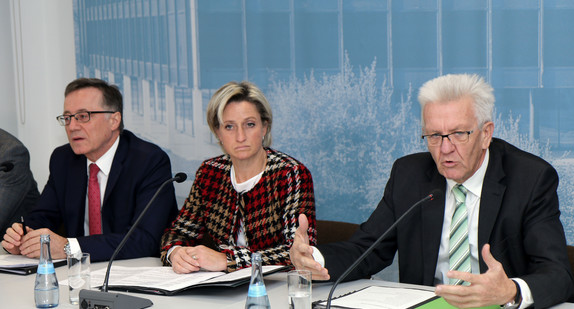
230 165 264 247
434 150 489 284
66 136 120 256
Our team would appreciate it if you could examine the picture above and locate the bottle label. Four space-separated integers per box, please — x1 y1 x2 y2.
247 284 268 297
37 263 55 274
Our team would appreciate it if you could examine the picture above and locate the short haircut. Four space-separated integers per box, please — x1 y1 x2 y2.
418 73 494 128
206 81 273 147
65 77 124 132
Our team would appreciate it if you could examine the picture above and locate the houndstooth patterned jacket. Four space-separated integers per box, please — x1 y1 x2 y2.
160 148 316 272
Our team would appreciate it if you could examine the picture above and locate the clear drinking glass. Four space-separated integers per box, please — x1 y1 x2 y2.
288 270 312 309
67 253 91 305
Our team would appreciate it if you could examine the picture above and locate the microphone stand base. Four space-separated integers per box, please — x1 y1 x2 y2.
79 289 153 309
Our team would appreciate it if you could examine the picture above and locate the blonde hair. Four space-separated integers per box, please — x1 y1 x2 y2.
207 81 273 147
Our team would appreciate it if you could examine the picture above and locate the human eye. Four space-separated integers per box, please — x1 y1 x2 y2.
429 133 442 141
77 112 90 122
246 122 256 128
224 124 234 130
452 131 467 139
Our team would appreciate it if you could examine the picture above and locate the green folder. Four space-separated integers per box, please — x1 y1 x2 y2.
417 296 500 309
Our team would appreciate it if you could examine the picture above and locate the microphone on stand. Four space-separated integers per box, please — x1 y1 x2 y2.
0 162 14 172
325 189 442 309
79 172 187 309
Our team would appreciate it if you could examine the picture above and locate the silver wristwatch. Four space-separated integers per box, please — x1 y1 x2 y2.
64 240 72 256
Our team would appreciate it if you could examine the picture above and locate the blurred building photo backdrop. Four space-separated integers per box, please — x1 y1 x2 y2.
71 0 574 244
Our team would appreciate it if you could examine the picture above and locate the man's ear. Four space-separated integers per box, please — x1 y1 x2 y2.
481 121 494 149
109 112 121 131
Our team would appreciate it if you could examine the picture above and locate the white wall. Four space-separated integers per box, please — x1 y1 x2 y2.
0 1 18 136
3 0 76 188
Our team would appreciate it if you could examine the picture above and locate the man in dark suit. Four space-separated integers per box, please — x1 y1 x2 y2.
290 74 574 308
1 78 178 262
0 128 40 234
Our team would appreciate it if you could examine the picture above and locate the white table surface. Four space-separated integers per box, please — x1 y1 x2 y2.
1 253 572 308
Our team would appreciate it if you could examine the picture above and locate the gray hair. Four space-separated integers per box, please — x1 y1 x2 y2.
418 74 494 128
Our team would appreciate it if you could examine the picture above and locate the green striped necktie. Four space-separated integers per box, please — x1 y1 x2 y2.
449 184 470 285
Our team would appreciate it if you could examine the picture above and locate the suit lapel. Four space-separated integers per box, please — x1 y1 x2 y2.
421 169 447 285
477 145 506 272
101 133 127 234
66 154 88 236
103 134 127 206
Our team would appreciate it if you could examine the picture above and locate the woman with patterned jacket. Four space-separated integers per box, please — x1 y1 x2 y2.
160 81 316 273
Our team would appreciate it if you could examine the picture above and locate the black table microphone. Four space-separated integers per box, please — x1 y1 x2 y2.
79 172 187 309
325 189 442 309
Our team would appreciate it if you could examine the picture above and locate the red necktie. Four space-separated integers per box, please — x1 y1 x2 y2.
88 163 102 235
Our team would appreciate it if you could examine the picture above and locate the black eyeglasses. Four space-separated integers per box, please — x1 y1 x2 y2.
421 130 474 146
56 111 116 126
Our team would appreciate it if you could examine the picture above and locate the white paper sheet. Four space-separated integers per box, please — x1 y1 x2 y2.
315 285 436 309
0 254 65 268
60 265 285 294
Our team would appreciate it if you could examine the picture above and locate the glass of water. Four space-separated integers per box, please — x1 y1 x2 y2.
288 270 312 309
67 252 91 305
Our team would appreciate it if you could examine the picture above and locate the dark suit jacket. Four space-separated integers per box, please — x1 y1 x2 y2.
26 130 178 262
319 138 574 308
0 129 40 234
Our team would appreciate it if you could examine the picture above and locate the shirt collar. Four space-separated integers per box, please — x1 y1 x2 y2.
446 148 489 198
86 136 120 177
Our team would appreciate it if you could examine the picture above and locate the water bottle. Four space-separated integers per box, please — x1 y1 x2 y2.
245 252 271 308
34 234 59 308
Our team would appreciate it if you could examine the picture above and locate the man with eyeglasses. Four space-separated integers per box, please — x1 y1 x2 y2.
2 77 178 262
290 74 573 308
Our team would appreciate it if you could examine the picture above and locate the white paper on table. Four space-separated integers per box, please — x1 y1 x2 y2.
315 285 437 309
60 265 285 294
0 254 65 268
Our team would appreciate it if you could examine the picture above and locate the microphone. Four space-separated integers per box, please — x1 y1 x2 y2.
79 172 187 309
0 162 14 172
325 189 442 309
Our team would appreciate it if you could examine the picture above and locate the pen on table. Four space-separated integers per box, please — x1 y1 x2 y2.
21 216 27 235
